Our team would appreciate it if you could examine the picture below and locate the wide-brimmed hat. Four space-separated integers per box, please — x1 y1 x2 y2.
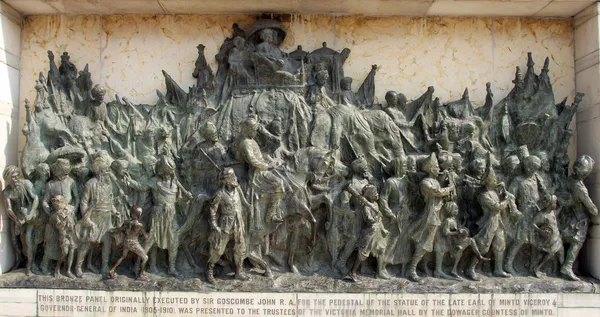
246 19 286 44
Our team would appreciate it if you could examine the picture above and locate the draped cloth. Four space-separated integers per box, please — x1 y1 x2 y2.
148 180 179 250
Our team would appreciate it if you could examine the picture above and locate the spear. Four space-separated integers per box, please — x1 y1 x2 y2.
198 147 222 172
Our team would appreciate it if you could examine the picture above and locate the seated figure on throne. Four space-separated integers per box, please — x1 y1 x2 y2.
255 28 286 60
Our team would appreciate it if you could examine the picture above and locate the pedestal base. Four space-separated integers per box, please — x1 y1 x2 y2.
1 287 600 317
586 224 600 279
0 267 597 293
0 214 15 274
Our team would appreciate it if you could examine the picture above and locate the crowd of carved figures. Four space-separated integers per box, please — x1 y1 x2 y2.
4 18 598 284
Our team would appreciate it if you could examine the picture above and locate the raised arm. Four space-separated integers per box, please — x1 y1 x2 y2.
478 191 508 212
124 176 151 192
176 178 193 200
421 179 453 198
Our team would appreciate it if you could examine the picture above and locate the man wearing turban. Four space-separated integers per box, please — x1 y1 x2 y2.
75 152 118 276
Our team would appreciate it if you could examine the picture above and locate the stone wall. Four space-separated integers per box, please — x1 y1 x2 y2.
18 15 575 150
0 1 22 274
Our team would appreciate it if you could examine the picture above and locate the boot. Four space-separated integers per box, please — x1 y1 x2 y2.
407 249 425 282
560 251 580 281
264 266 273 278
235 265 249 281
377 260 391 280
407 265 421 282
168 256 180 278
465 257 481 281
493 251 511 278
101 260 109 276
504 244 520 275
40 256 51 275
335 258 347 275
206 263 216 284
86 253 98 274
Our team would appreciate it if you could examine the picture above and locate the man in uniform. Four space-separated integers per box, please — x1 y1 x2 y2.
505 146 545 274
560 155 598 281
408 154 454 281
206 168 251 283
192 121 228 198
466 167 516 280
335 156 372 274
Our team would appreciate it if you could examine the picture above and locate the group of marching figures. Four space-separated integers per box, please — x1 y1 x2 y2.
5 111 597 284
3 19 599 285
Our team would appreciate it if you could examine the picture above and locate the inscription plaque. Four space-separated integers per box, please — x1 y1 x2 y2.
11 289 562 317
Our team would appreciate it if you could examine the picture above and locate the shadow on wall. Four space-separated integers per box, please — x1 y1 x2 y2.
0 6 22 274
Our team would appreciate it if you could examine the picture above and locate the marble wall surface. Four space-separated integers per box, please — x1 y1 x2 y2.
0 1 22 274
18 15 575 150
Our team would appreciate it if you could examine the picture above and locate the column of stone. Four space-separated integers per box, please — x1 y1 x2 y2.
574 2 600 280
0 1 22 274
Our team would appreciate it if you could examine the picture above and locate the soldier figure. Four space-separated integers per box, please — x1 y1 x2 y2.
335 156 371 274
192 121 228 197
505 146 545 274
467 166 516 280
2 166 40 274
560 155 598 281
408 154 454 282
206 168 251 284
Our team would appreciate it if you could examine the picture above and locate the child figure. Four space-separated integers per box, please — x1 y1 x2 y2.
346 184 389 282
441 202 490 280
532 194 563 278
50 195 77 278
108 205 149 280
